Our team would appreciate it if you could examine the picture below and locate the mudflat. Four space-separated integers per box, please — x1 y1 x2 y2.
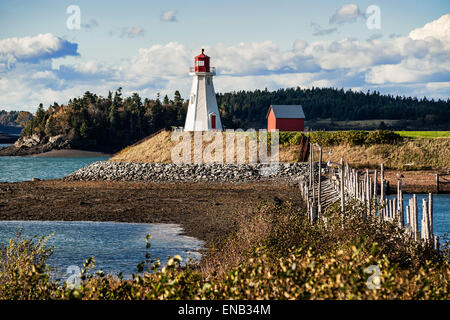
30 149 112 158
0 180 302 245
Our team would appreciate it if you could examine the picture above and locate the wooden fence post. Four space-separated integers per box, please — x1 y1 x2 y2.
412 194 418 241
373 169 377 200
436 174 439 193
309 143 313 188
311 145 315 210
340 157 345 212
406 205 411 236
380 163 385 203
397 180 403 227
318 146 322 216
428 193 434 243
422 198 429 241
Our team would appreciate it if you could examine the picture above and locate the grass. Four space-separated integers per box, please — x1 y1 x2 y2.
110 130 450 170
0 201 449 300
320 138 450 170
395 131 450 139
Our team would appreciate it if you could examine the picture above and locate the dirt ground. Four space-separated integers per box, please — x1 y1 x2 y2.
0 180 303 245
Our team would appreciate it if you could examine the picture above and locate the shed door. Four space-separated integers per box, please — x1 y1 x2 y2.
211 115 216 129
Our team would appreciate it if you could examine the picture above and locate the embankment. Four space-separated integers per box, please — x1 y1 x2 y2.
110 130 449 171
65 161 309 183
320 138 450 170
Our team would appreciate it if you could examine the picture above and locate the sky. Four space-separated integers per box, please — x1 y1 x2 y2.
0 0 449 111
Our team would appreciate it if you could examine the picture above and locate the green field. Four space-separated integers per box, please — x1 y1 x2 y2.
395 131 450 138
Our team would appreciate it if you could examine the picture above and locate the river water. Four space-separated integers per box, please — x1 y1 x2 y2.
0 145 109 182
387 194 449 241
0 221 204 280
0 150 448 277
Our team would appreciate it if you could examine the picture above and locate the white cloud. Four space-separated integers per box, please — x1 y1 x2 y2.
329 4 364 25
409 14 450 42
0 33 79 66
1 15 450 111
31 70 57 80
125 42 191 80
161 10 178 22
310 22 338 36
121 27 145 38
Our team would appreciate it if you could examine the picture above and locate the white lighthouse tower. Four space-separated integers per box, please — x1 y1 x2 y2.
184 49 222 131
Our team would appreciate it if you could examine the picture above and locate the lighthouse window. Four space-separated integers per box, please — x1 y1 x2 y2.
198 60 204 66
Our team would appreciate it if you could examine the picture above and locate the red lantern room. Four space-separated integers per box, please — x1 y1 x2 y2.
194 49 210 72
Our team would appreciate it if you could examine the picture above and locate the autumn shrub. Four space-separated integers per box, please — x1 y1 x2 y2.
310 130 403 146
0 201 448 300
0 231 60 299
275 130 402 147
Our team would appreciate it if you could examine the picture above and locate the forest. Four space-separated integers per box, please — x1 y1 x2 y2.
216 87 450 129
1 86 449 150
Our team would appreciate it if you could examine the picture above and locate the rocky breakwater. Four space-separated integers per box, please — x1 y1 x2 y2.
64 161 310 183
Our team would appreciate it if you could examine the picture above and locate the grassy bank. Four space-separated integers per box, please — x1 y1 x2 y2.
111 130 450 170
1 201 448 300
395 131 450 139
319 138 450 170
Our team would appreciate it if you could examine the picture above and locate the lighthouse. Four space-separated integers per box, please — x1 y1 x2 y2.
184 49 222 131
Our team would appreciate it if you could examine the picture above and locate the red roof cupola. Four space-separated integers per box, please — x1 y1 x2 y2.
194 48 210 72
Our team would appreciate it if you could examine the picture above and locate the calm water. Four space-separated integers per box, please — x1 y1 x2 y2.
0 156 109 182
387 194 450 241
0 221 204 279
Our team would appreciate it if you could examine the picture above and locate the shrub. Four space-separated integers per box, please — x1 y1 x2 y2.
0 231 59 300
0 201 447 300
310 130 403 146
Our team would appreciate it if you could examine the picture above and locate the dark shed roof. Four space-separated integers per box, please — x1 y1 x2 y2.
267 105 305 119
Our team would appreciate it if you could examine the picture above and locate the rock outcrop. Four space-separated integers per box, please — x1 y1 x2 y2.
0 134 101 156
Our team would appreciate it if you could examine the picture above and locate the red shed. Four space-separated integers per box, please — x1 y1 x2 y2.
267 105 305 132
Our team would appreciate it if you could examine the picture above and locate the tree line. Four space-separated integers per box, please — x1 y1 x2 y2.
2 86 449 149
20 88 187 150
217 87 450 129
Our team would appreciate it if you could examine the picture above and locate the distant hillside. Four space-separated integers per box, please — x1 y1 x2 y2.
217 87 450 130
2 86 449 156
0 110 32 133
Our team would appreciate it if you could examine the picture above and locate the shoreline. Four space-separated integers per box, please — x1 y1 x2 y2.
383 170 449 194
0 180 303 245
29 149 112 158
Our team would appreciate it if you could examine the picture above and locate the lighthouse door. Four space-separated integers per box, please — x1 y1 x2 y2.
211 115 216 129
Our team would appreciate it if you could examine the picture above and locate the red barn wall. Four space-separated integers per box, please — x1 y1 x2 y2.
275 118 304 131
267 108 305 131
267 109 277 131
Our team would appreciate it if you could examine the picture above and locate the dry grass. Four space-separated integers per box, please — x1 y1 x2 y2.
111 131 449 170
110 130 300 164
321 138 450 170
111 130 175 163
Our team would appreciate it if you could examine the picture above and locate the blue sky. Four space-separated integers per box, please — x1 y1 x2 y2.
0 0 449 111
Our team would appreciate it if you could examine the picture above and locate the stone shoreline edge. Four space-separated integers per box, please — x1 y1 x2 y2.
64 161 310 184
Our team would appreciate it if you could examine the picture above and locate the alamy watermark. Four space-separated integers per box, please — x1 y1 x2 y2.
66 5 81 30
171 129 280 176
65 265 81 289
364 265 381 289
366 5 381 30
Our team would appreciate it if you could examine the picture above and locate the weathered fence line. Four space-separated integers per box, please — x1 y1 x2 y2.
299 143 439 251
